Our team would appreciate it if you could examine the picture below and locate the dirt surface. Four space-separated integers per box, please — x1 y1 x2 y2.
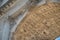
12 2 60 40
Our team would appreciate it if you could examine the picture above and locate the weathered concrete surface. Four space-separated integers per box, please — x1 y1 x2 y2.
0 0 8 7
0 0 28 40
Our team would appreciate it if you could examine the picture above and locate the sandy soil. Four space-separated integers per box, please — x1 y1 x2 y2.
12 2 60 40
